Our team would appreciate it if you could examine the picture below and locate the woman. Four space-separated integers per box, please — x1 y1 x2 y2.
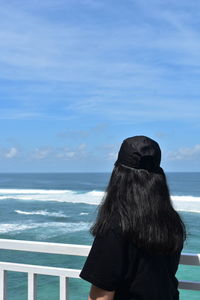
80 136 186 300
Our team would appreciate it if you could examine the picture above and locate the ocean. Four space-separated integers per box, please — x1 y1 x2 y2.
0 172 199 300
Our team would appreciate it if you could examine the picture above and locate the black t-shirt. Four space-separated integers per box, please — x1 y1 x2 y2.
80 229 181 300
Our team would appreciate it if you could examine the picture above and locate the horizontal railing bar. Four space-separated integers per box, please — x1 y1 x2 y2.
0 239 200 266
0 239 90 256
0 262 200 292
0 262 80 278
0 261 199 292
179 252 200 266
179 280 200 291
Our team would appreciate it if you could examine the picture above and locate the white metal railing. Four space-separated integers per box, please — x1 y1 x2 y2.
0 239 199 300
0 239 90 300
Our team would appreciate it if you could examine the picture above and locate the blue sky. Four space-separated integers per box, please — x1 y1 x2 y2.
0 0 200 172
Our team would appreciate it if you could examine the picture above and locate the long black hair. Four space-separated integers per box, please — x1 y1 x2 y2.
90 165 186 254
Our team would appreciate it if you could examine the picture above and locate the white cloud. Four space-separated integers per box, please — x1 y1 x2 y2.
5 147 18 158
56 144 87 160
32 148 52 159
167 144 200 161
56 150 76 159
3 145 88 161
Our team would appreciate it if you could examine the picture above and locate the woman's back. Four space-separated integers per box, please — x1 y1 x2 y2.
80 226 181 300
80 136 186 300
116 233 181 300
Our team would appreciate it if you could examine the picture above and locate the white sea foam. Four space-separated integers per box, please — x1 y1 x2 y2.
0 221 90 234
171 195 200 213
0 223 41 234
0 188 103 205
0 189 70 195
176 209 200 214
0 189 200 212
171 195 200 202
86 191 104 197
15 210 67 217
80 212 89 215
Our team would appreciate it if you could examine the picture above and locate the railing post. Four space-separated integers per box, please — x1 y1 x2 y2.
60 276 69 300
0 269 7 300
28 272 37 300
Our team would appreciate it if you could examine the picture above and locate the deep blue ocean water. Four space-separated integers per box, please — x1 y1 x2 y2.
0 172 199 300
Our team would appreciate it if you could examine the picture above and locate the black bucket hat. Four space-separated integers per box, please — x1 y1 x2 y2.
115 136 161 172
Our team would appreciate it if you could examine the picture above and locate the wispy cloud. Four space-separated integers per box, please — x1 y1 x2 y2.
32 148 53 160
67 96 200 123
30 144 88 161
56 149 76 159
0 0 200 171
0 0 200 84
56 144 87 160
0 109 43 120
58 123 108 140
0 109 74 121
0 0 200 122
167 144 200 161
1 142 116 163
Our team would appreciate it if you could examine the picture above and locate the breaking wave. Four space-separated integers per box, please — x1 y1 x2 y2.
0 189 102 205
0 221 90 235
0 189 199 212
15 210 67 217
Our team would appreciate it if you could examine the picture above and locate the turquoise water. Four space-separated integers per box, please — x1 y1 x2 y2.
0 172 199 299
